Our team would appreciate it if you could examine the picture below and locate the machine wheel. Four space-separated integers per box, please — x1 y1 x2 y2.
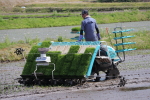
106 67 120 80
23 78 33 86
95 77 101 82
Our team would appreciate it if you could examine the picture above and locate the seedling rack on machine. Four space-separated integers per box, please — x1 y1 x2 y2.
112 27 136 62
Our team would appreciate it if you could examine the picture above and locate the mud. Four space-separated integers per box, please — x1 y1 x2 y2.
0 49 150 100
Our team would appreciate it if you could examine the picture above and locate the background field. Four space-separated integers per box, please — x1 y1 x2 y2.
1 0 150 13
0 0 83 9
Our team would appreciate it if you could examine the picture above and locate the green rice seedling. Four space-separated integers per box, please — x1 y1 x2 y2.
65 45 80 76
60 54 74 76
58 45 79 76
57 36 63 42
22 41 53 75
54 55 65 76
59 62 71 76
65 54 75 62
47 51 61 64
68 45 80 53
76 54 92 76
68 54 82 77
22 45 40 75
41 41 51 48
22 61 34 75
71 27 80 32
36 65 47 75
26 45 40 62
84 47 95 54
44 65 56 76
76 47 95 76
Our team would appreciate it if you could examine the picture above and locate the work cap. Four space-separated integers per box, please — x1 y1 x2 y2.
81 10 89 15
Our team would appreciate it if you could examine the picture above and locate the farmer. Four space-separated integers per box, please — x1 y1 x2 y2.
78 10 101 41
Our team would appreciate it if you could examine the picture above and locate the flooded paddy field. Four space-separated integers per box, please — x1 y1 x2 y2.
0 49 150 100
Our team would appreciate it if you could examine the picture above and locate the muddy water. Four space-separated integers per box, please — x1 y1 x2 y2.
0 21 150 42
1 50 150 100
8 85 150 100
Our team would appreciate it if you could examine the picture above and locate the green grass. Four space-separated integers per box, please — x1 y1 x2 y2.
0 15 82 29
0 10 150 30
0 36 40 49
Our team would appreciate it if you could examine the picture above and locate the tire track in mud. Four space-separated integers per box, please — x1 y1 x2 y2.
1 68 150 100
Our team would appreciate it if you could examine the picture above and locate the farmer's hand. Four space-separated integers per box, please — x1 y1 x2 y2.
77 35 83 42
97 33 101 40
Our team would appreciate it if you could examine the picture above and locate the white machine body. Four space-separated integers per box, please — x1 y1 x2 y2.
35 48 51 66
36 56 51 63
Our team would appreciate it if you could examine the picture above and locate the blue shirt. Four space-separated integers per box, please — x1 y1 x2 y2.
81 16 98 41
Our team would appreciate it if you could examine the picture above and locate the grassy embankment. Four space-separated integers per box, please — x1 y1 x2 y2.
0 10 150 29
1 2 150 29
